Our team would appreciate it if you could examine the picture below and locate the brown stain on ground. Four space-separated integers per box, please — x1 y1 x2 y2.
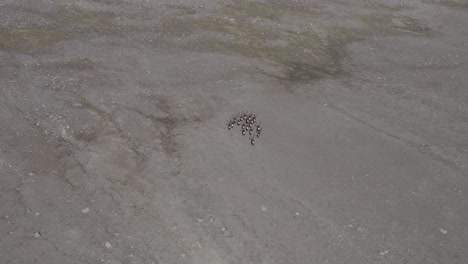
160 1 431 84
161 2 355 83
52 7 117 34
0 27 63 53
365 0 412 11
59 58 97 71
1 2 432 82
222 1 317 21
0 6 118 53
424 0 468 9
358 14 430 35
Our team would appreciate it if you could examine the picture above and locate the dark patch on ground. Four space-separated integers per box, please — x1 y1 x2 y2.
358 14 431 35
51 7 117 34
223 0 317 21
129 95 182 157
0 5 129 53
159 3 353 85
0 27 63 53
166 4 199 15
423 0 468 9
57 58 98 71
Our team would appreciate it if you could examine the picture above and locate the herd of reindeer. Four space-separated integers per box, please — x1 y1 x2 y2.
227 112 262 145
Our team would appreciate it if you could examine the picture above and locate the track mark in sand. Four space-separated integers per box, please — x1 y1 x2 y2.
324 102 466 174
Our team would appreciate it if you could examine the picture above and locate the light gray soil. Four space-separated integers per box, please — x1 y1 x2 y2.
1 0 467 263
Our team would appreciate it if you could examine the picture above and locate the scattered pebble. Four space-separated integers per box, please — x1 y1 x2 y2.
440 228 448 234
81 207 90 214
34 232 41 238
105 242 112 248
379 250 389 256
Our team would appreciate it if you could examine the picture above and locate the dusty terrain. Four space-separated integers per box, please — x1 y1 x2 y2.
1 0 467 263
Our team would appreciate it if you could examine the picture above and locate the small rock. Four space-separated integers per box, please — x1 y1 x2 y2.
34 232 41 238
440 228 448 234
261 205 267 212
295 212 300 216
81 207 90 214
379 250 389 256
105 242 112 248
35 212 40 216
5 215 9 219
29 172 34 176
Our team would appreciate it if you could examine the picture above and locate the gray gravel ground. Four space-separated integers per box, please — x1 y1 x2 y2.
1 0 467 263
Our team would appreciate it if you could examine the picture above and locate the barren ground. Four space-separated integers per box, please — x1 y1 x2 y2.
1 0 467 263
